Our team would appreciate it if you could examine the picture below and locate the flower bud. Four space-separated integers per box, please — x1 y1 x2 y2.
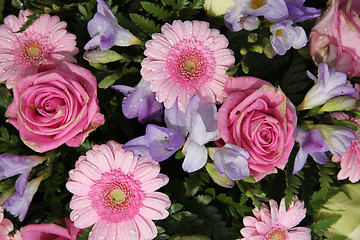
319 96 357 112
83 49 124 63
205 163 234 188
203 0 235 17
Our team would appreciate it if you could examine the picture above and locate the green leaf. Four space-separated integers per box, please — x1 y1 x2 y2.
161 0 189 10
196 194 212 205
188 0 204 9
284 171 304 209
84 49 124 63
169 203 184 214
140 1 173 21
98 73 122 89
17 14 40 33
129 13 161 35
0 126 10 143
311 215 342 236
317 163 337 198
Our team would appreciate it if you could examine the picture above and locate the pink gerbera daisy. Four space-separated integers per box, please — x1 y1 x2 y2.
0 207 14 240
141 20 235 112
66 141 171 240
240 196 311 240
0 10 78 88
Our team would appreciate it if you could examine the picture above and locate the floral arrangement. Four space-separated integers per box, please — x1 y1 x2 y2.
1 0 360 239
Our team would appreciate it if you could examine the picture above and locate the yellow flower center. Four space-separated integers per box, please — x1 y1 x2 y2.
267 228 286 240
111 189 125 202
275 29 284 37
250 0 267 10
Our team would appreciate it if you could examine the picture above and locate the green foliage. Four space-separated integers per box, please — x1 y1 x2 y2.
0 126 20 153
188 0 204 9
141 1 174 21
317 162 338 199
130 13 161 35
284 170 304 209
311 215 342 236
161 0 190 10
185 169 210 196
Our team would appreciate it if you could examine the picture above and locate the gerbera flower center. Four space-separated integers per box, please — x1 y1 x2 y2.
167 40 216 90
89 169 145 223
111 189 125 202
14 32 52 67
266 226 287 240
250 0 267 9
21 40 45 65
177 51 204 82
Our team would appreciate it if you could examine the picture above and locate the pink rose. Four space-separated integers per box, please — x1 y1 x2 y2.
6 61 105 153
217 77 297 181
309 0 360 78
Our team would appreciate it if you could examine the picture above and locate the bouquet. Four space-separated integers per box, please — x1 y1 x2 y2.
1 0 360 239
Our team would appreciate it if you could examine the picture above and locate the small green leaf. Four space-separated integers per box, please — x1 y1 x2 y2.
140 1 173 21
98 73 121 89
188 0 204 9
129 13 160 35
84 49 124 63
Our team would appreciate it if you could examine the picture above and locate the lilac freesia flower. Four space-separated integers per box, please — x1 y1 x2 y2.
213 144 250 180
285 0 321 23
181 95 220 172
3 176 43 222
0 154 45 180
111 78 163 124
311 124 356 158
145 125 185 161
0 154 45 196
297 63 357 111
293 127 328 174
270 20 307 55
84 0 141 50
123 124 185 162
225 0 288 32
124 95 219 172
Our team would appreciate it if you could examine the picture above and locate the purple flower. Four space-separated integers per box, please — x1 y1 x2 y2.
0 154 45 221
225 0 288 32
144 124 185 162
298 63 357 111
123 124 185 162
285 0 321 23
84 0 141 50
213 144 250 180
311 124 356 158
181 95 220 172
270 20 307 55
0 154 45 180
111 78 163 124
293 127 328 174
3 176 43 222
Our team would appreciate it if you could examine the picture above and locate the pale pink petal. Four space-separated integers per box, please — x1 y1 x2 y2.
287 227 311 239
70 207 99 229
141 174 169 192
134 215 158 240
240 227 258 238
69 196 92 210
